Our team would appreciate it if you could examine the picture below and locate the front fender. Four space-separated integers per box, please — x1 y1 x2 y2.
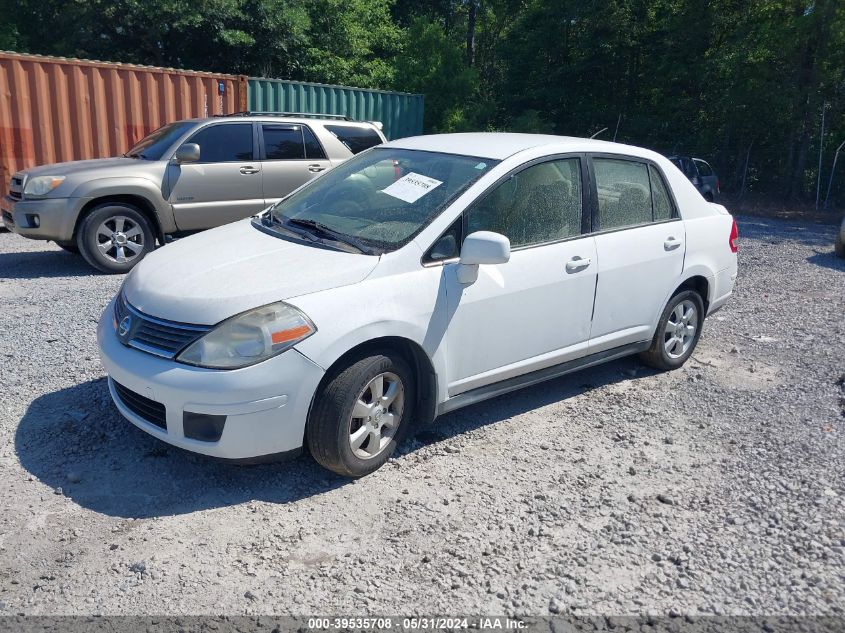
69 176 176 234
288 265 451 407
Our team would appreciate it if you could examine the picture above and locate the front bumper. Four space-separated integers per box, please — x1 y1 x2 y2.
1 195 86 241
97 299 325 460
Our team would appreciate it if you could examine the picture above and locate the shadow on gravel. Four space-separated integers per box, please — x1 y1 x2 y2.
16 357 653 518
15 378 349 518
806 251 845 271
0 249 98 279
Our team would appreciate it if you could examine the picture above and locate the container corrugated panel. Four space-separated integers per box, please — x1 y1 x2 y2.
248 78 423 141
0 51 248 197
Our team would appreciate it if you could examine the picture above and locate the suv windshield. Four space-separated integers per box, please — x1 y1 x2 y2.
268 148 498 253
126 121 194 160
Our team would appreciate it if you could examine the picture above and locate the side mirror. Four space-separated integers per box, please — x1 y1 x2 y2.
173 143 200 164
457 231 510 284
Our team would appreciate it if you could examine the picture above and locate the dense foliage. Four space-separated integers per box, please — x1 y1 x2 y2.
2 0 844 204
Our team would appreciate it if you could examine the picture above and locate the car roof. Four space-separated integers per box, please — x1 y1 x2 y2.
384 132 662 161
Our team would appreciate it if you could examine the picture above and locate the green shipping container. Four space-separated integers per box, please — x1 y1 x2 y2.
248 78 424 140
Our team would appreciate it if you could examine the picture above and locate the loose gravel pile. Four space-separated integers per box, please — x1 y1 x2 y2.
0 217 842 617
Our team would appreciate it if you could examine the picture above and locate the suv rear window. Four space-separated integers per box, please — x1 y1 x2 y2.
325 125 383 154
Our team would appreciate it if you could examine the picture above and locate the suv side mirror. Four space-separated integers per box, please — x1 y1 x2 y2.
174 143 200 164
457 231 510 284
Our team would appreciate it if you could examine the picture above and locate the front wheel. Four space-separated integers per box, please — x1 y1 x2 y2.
307 352 414 477
76 203 155 274
639 290 705 371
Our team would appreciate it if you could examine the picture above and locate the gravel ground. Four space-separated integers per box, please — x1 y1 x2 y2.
0 216 842 618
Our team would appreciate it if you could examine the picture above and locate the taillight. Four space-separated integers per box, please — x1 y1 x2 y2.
729 217 739 253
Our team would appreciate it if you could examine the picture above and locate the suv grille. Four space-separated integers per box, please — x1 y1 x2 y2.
113 380 167 429
9 175 23 200
115 292 211 359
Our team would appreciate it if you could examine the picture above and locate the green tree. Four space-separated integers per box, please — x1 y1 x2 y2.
392 17 479 131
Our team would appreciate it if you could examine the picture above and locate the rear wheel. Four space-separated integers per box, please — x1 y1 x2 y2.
76 203 155 274
307 352 414 477
835 229 845 258
639 290 705 370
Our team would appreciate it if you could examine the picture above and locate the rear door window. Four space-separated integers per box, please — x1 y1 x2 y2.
325 125 383 154
593 158 653 230
649 165 675 221
303 126 327 160
187 124 254 163
262 125 305 160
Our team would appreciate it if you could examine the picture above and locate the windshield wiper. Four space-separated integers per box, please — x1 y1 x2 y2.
284 217 374 255
124 152 147 159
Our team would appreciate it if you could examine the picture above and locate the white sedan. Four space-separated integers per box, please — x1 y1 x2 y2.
97 133 739 477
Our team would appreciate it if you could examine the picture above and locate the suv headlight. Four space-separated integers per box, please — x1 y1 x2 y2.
23 175 66 196
176 302 316 369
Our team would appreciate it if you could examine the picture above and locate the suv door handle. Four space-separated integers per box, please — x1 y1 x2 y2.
664 237 682 251
565 256 591 273
239 166 260 175
308 164 327 173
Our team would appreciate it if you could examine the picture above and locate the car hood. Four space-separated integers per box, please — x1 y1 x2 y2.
123 219 380 325
21 156 152 178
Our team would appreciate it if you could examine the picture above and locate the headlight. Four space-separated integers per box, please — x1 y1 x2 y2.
24 175 66 196
176 302 316 369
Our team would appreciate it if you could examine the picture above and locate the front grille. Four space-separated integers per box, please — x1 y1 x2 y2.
9 175 23 200
115 292 211 359
113 380 167 430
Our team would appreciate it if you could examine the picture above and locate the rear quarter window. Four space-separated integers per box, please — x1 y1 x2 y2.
325 125 383 154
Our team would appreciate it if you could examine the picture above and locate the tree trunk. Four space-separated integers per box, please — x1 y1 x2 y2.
466 0 477 67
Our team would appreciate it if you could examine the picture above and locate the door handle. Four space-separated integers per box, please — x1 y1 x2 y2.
239 166 259 175
308 164 327 173
664 237 682 251
565 256 591 273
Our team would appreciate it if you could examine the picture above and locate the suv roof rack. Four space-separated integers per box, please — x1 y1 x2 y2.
215 111 353 121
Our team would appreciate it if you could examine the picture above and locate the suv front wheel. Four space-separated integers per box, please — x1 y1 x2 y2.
76 203 155 274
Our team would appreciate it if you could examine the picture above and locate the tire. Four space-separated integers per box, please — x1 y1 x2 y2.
835 229 845 259
307 352 414 477
55 240 79 254
639 289 705 371
76 203 155 274
703 191 714 202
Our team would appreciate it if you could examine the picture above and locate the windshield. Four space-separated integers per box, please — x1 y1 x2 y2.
126 121 194 160
268 148 498 252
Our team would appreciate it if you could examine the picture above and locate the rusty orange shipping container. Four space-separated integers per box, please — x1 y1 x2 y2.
0 51 248 196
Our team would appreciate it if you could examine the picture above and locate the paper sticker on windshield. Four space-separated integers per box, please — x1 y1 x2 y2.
381 172 443 203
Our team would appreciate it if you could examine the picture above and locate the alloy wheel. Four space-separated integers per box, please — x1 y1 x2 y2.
96 215 145 264
348 372 405 460
663 299 698 359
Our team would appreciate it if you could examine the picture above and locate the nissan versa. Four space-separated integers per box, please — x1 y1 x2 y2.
97 133 739 477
